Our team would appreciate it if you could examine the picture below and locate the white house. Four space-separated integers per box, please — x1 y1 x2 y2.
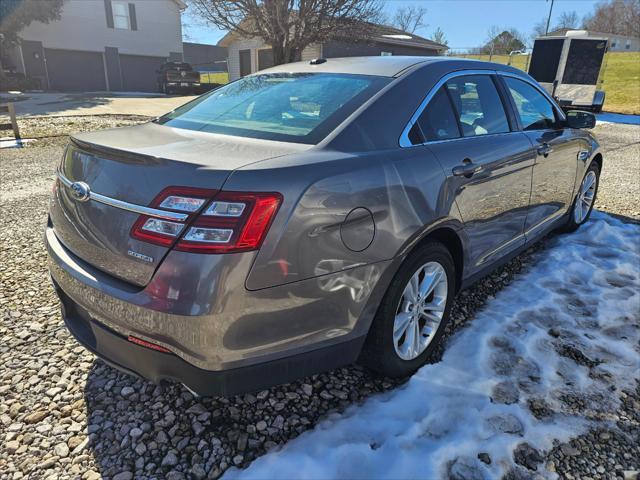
218 23 448 81
4 0 186 91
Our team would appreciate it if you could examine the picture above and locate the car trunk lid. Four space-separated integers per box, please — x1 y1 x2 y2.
50 122 307 287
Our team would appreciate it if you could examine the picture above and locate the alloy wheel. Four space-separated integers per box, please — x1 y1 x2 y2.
393 261 448 361
574 170 597 224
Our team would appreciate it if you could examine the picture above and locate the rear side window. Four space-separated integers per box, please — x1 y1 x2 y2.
416 87 460 142
504 77 557 131
445 75 510 137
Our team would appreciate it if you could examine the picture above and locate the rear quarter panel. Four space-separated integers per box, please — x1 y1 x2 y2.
225 147 461 291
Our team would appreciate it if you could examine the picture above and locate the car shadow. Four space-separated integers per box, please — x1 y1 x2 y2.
83 358 400 478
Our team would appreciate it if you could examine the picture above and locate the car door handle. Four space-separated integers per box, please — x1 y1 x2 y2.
537 143 553 157
452 159 482 178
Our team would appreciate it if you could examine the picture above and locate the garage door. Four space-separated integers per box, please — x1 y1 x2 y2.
44 49 106 92
119 54 165 92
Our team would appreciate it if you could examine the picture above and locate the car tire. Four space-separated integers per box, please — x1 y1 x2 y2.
561 161 600 233
360 241 456 378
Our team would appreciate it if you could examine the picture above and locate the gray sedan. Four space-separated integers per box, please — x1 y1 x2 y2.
46 56 601 396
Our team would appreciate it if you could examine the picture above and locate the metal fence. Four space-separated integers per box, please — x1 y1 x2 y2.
449 53 532 72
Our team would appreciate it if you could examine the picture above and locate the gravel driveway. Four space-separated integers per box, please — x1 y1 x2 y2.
1 120 638 480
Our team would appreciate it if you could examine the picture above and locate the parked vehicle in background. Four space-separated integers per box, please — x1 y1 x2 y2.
529 33 608 112
156 61 201 94
47 57 602 397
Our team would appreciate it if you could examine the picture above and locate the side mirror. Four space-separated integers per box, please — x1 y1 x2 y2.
566 110 596 129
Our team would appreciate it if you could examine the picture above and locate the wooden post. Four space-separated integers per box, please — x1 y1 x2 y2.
8 103 20 140
0 103 21 141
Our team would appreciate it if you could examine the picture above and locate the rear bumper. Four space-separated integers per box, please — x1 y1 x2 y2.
165 82 200 92
54 282 363 396
46 224 388 395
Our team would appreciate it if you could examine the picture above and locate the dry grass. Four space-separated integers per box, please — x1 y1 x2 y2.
199 72 229 85
599 52 640 114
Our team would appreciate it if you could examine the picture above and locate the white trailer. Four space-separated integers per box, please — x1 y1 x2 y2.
528 33 608 112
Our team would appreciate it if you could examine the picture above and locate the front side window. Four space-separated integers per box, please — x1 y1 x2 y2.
445 75 510 137
112 1 130 29
504 77 557 131
415 86 460 142
156 73 390 144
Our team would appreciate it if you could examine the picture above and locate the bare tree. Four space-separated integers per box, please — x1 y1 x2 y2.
583 0 640 37
430 27 448 46
531 18 548 39
531 10 579 41
556 10 579 29
391 5 427 34
188 0 384 66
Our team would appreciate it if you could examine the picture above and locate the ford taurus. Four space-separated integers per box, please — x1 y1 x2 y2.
46 57 601 396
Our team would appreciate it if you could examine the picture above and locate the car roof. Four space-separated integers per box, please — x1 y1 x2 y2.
254 56 519 78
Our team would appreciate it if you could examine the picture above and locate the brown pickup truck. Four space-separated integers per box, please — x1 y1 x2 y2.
156 62 201 95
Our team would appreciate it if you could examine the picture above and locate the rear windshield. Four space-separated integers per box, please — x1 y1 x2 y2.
155 72 390 144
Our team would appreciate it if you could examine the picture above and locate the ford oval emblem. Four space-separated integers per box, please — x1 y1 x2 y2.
70 181 91 202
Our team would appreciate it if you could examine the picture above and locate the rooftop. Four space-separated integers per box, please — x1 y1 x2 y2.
255 56 508 78
218 21 447 52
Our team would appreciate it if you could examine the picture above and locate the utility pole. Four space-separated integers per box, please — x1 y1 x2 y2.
545 0 555 34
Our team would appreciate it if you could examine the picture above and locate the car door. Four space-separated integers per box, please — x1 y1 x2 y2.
414 73 535 273
500 75 580 237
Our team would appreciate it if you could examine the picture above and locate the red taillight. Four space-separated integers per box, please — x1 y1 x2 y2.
175 192 282 253
130 188 282 254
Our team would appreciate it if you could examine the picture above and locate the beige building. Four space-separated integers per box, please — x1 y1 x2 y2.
219 24 447 81
3 0 186 91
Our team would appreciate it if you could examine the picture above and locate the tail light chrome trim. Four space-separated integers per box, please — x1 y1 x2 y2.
56 170 188 221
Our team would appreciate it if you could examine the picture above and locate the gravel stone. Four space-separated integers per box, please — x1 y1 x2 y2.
53 442 70 458
0 116 637 479
23 410 48 424
491 380 520 404
513 442 543 471
120 386 135 397
6 440 20 453
161 451 179 467
486 414 524 436
112 472 133 480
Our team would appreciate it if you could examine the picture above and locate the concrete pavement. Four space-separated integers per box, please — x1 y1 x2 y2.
0 91 197 118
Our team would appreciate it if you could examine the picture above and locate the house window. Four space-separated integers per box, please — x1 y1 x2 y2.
381 51 393 56
610 41 617 48
625 41 631 50
112 1 130 29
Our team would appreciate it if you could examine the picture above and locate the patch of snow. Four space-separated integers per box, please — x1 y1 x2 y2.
0 138 33 149
226 211 640 480
597 112 640 125
382 34 413 40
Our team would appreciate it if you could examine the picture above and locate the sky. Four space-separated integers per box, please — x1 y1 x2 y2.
182 0 602 52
